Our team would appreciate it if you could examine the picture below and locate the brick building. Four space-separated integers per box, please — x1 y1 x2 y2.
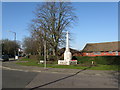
82 41 120 56
58 48 82 57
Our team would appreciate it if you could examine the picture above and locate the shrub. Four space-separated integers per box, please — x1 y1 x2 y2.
94 56 107 65
48 55 57 61
76 56 120 65
104 56 120 65
39 56 44 60
76 56 94 64
30 55 37 60
72 56 77 60
30 55 44 62
94 56 120 65
58 56 64 60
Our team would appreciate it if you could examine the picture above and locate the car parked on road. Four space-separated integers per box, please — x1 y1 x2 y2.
0 55 9 62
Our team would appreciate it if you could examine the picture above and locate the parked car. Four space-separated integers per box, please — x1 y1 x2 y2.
0 55 9 62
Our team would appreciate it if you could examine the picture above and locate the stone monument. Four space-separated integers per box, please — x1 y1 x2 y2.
63 31 72 65
58 31 72 65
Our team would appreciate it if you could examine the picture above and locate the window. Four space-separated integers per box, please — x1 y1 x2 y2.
86 53 88 55
94 52 101 55
109 51 112 54
115 51 118 56
93 52 97 55
97 52 101 55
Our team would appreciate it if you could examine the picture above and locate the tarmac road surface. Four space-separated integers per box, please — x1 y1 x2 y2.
2 69 38 88
2 61 119 89
2 68 118 89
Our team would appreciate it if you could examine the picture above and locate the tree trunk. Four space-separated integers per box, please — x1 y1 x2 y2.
53 48 55 56
52 45 58 61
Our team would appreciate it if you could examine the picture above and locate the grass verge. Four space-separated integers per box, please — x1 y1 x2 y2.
16 58 119 70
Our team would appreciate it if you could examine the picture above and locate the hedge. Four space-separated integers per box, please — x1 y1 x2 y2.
75 56 120 65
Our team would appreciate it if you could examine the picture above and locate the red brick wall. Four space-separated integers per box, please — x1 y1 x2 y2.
73 53 83 56
82 51 120 56
119 52 120 56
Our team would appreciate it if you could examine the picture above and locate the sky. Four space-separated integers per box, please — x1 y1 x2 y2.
2 2 118 50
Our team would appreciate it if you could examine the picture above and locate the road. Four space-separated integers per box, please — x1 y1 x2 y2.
26 71 118 89
2 68 118 89
2 69 38 88
2 60 119 89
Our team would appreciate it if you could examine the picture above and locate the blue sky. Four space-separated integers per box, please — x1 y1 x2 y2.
2 2 118 50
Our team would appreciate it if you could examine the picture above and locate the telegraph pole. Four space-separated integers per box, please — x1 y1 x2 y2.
8 31 16 60
44 40 46 69
44 30 47 69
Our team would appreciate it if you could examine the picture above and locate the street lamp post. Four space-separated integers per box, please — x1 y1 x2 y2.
8 31 17 60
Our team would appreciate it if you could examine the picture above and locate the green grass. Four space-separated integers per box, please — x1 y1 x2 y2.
19 58 32 61
16 61 39 66
49 65 87 69
89 65 118 70
48 64 119 70
16 58 119 70
17 58 39 66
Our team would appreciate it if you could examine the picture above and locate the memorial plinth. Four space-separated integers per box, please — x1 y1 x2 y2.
58 31 72 65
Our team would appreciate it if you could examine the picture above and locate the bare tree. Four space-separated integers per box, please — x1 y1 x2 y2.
30 2 76 60
2 39 20 57
23 37 39 55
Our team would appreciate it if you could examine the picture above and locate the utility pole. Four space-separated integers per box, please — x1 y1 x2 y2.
44 40 46 69
44 30 47 69
8 31 16 60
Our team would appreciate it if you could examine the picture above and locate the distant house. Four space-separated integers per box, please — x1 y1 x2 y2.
58 48 82 57
82 41 120 56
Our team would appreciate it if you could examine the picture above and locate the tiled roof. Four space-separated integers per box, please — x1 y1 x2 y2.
82 41 120 52
58 48 81 56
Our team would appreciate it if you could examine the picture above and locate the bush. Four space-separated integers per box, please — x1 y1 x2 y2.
76 56 94 64
72 56 77 60
39 56 44 60
94 56 120 65
29 55 44 62
103 56 120 65
76 56 120 65
58 56 64 60
48 55 57 61
94 56 107 65
30 55 37 60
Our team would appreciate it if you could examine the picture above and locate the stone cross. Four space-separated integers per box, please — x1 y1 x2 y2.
64 31 72 65
66 31 70 52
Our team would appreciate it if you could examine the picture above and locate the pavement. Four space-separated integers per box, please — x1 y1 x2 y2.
2 60 118 76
